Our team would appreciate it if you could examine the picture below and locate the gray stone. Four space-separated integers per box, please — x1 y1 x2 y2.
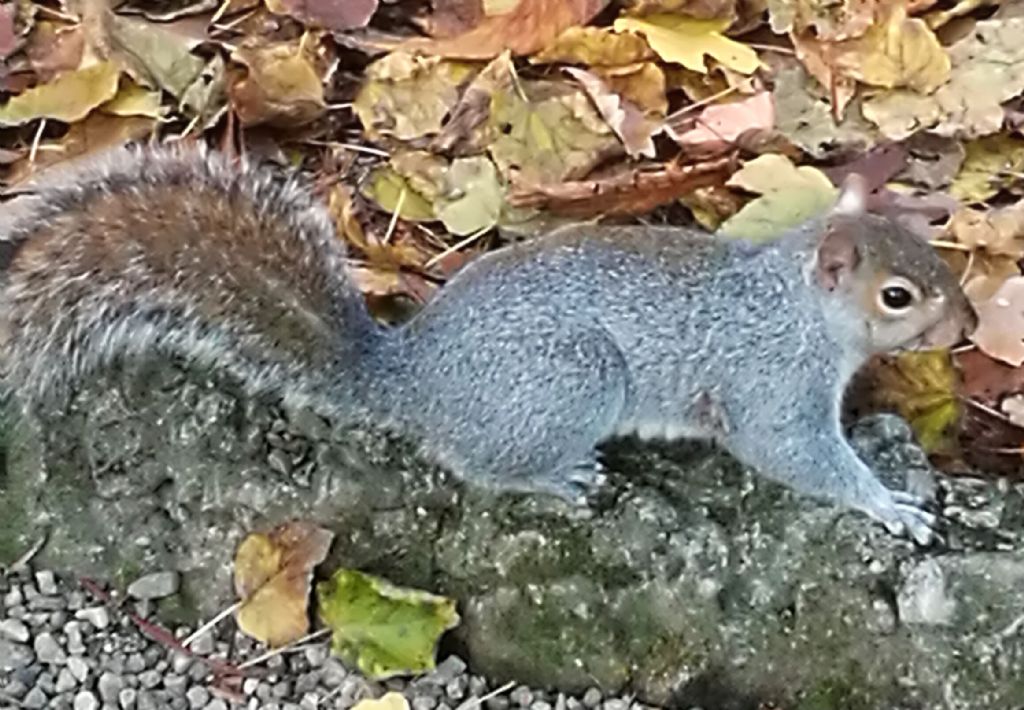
127 572 180 601
203 700 228 710
73 690 99 710
75 607 110 630
163 673 188 695
33 632 65 664
64 621 86 655
581 689 602 709
510 687 533 707
98 671 125 703
119 687 138 710
35 571 59 596
0 618 30 643
55 667 79 693
22 686 48 708
138 670 162 689
898 558 956 626
66 656 89 682
185 685 209 708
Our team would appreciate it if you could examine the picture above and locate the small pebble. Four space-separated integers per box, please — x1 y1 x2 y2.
34 631 66 664
0 618 31 643
73 690 99 710
75 607 110 630
35 571 59 596
23 686 49 708
67 656 90 682
127 572 180 600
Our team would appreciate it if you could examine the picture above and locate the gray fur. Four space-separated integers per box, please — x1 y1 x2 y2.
0 147 977 543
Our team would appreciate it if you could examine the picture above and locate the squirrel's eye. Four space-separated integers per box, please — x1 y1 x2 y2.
881 286 913 310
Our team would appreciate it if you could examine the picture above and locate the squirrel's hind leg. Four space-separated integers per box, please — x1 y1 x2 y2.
448 326 627 504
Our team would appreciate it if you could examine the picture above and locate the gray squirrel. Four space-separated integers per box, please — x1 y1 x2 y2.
0 146 976 543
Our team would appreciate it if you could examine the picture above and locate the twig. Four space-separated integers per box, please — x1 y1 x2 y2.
237 628 331 670
182 601 242 649
8 534 48 573
424 225 491 269
383 188 407 244
29 119 47 164
454 680 517 710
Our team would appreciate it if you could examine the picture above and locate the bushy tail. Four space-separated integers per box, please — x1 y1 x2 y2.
0 146 380 410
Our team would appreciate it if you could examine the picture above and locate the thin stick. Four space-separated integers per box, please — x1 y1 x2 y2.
666 85 741 122
181 601 241 649
424 225 491 269
237 628 331 670
29 119 47 164
454 680 517 710
383 188 407 244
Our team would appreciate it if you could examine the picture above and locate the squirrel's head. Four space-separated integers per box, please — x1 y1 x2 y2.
811 175 978 356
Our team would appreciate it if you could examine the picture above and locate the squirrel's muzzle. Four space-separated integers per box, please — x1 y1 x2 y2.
917 295 978 349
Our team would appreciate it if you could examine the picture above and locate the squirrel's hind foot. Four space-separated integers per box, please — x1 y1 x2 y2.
519 459 608 507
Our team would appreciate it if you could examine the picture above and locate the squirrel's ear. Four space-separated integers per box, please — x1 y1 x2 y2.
814 224 861 291
831 173 867 216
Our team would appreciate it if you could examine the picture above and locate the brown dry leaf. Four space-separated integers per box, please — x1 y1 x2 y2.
792 4 948 118
594 62 668 114
968 276 1024 367
230 39 326 128
947 202 1024 259
507 155 732 218
530 26 655 66
422 0 486 38
0 3 21 60
669 90 773 153
565 67 662 158
265 0 378 30
767 0 877 40
5 113 156 186
403 0 610 59
25 22 85 81
234 520 334 648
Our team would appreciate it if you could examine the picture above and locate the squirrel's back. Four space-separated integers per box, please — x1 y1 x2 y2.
0 146 379 408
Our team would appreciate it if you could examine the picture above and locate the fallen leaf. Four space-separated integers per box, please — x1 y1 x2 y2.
25 21 85 81
968 276 1024 367
436 156 504 235
486 76 623 184
895 132 965 190
594 62 668 114
0 3 18 60
317 569 460 679
5 113 156 186
767 0 876 40
530 25 655 65
950 135 1024 204
266 0 379 30
770 62 877 159
102 81 164 118
362 166 438 222
792 3 948 111
231 39 326 128
613 15 760 75
0 61 121 126
354 52 477 141
868 351 963 455
404 0 609 59
105 14 206 99
234 521 334 648
947 202 1024 259
669 91 774 154
720 154 837 241
352 693 410 710
863 18 1024 140
565 67 660 158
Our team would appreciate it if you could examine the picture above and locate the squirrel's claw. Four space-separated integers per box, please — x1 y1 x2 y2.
877 492 937 546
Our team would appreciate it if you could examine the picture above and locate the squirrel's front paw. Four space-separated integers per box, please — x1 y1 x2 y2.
526 460 607 507
866 490 937 545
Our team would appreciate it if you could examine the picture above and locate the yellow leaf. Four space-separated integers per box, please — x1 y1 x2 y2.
870 351 962 454
234 521 334 648
530 26 655 65
720 154 837 241
950 135 1024 204
102 81 164 118
0 62 121 126
352 693 410 710
612 15 759 75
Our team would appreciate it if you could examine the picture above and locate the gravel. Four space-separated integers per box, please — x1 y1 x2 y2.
0 568 657 710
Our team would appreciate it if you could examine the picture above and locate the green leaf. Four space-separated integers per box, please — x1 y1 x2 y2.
437 157 504 236
317 569 460 679
362 166 437 222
